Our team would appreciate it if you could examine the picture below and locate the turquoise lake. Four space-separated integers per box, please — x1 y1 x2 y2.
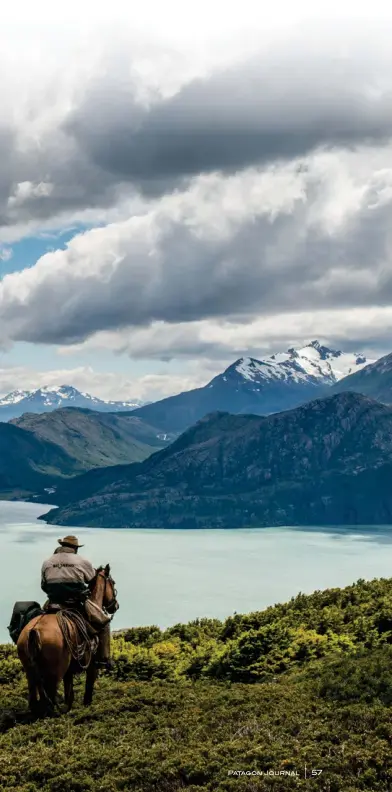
1 500 392 643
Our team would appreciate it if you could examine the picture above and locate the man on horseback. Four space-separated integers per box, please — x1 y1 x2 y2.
41 535 112 669
41 535 94 605
10 543 118 713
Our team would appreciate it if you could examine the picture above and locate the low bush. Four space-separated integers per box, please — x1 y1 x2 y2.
2 577 392 791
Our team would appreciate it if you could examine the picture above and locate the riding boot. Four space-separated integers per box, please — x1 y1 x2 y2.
95 624 113 669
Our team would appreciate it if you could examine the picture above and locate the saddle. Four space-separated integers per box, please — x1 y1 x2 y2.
44 598 110 633
44 601 97 639
51 605 99 670
44 600 110 670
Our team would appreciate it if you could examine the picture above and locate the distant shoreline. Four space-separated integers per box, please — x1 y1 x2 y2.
19 502 392 535
2 499 392 536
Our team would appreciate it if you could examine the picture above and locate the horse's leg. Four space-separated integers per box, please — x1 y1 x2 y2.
63 668 74 711
83 662 98 706
41 675 58 717
27 671 39 718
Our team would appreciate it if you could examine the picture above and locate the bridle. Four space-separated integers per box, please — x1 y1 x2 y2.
95 568 119 616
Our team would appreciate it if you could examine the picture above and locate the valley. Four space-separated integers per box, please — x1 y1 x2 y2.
0 408 170 497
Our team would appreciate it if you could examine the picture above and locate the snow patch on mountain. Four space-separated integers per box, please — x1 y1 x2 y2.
0 390 30 406
232 341 372 387
0 385 144 420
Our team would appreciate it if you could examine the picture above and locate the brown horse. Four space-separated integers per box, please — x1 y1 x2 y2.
17 564 118 716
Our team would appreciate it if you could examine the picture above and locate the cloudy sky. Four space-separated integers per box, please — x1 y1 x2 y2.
1 0 392 401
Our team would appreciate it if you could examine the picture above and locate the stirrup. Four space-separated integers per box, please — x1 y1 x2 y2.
95 659 114 670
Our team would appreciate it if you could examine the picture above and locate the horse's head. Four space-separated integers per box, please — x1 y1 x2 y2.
94 564 119 615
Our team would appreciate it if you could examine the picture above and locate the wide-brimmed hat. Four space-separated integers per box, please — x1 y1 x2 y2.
58 535 84 548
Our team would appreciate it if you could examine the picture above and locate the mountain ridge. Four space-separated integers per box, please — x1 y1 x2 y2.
0 421 83 497
129 340 372 433
0 385 145 422
0 341 373 427
331 351 392 403
41 391 392 528
0 408 173 497
11 408 171 473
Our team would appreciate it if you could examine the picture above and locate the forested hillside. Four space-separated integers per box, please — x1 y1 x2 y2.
0 422 82 498
2 577 392 790
0 408 169 498
43 392 392 528
12 408 168 469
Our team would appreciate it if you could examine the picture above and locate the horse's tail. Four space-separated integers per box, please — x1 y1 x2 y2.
27 627 42 665
27 627 44 692
26 626 56 711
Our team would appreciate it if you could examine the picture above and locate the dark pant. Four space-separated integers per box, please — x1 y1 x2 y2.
95 624 111 664
42 582 88 604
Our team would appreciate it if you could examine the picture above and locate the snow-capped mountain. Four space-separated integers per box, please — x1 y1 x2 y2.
230 340 371 388
130 340 375 433
0 385 145 422
332 350 392 403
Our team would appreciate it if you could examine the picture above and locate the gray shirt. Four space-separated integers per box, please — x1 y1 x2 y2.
41 547 95 587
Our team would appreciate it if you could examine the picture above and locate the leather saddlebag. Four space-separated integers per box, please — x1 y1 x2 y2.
84 599 111 629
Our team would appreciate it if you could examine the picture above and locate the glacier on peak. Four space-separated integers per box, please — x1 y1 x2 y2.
232 341 372 387
0 385 144 421
0 389 30 406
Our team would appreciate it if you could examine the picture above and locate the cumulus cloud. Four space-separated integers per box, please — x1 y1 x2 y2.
1 147 392 349
62 307 392 362
1 21 392 238
68 29 392 195
1 10 392 395
7 181 53 208
0 364 206 402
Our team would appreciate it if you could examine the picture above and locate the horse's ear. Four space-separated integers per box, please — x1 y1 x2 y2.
104 563 110 575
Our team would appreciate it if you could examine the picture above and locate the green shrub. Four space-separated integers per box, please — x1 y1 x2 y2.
311 645 392 704
3 577 392 791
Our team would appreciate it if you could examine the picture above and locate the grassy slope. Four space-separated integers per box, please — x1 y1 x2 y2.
2 578 392 790
11 408 166 470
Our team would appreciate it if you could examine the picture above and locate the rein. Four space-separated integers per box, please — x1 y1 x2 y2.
91 568 119 616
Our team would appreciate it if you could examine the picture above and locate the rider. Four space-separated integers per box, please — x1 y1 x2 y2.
41 535 95 604
41 535 111 668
